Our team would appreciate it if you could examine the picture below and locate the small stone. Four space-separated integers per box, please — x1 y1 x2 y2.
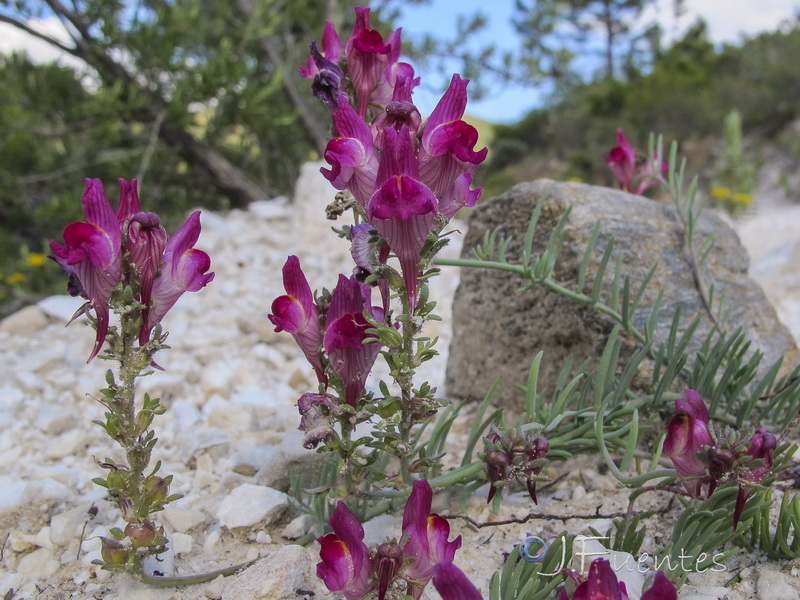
17 547 59 579
363 515 402 548
0 476 26 514
255 531 272 544
255 429 326 492
35 526 54 550
572 485 587 500
36 404 79 435
171 532 193 555
232 446 276 477
177 427 229 463
204 575 226 600
9 530 37 552
161 504 209 533
221 545 326 600
204 527 222 552
281 514 314 540
37 295 87 323
217 484 288 529
0 304 48 334
21 477 73 506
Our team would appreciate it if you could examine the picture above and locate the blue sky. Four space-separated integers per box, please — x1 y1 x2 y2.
396 0 800 123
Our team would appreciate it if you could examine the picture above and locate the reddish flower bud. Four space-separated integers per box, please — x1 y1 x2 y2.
124 519 157 549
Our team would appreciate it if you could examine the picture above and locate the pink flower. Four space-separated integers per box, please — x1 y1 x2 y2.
269 256 327 384
605 128 637 193
402 480 462 599
560 559 677 600
418 74 488 200
50 179 123 361
323 274 384 406
317 501 375 600
345 6 394 118
605 128 666 195
140 211 214 344
321 96 380 210
369 126 439 312
663 389 714 498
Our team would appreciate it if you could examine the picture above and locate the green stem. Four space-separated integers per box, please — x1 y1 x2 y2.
137 559 259 587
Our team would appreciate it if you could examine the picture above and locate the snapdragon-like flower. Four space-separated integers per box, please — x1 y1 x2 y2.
369 126 439 312
140 211 215 345
317 501 376 600
268 256 327 384
323 274 384 406
560 559 677 600
50 179 122 361
605 128 665 195
663 389 714 498
345 6 394 118
418 74 488 199
321 95 380 210
402 479 462 599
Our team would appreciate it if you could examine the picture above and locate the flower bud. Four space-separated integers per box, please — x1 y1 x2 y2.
145 476 169 503
125 519 157 549
101 537 130 565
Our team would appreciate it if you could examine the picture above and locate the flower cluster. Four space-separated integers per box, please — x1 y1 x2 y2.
605 128 666 196
663 389 777 529
560 558 677 600
300 5 487 312
317 480 481 600
50 178 214 360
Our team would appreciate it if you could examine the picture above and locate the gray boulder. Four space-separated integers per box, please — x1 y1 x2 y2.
445 179 797 411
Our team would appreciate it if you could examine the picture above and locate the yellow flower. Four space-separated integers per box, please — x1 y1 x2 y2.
6 272 26 286
732 192 753 205
710 186 731 200
566 176 584 183
27 253 47 267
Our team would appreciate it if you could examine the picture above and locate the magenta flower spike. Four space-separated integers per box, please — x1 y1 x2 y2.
50 179 123 361
733 427 777 530
269 256 327 384
369 126 439 312
345 6 392 117
317 501 376 600
606 128 637 193
323 274 383 406
418 74 488 199
321 96 380 210
402 480 462 599
432 563 483 600
641 571 678 600
663 389 714 498
559 558 630 600
140 211 214 344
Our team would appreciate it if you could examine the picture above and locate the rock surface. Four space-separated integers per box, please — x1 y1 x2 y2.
446 179 798 410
